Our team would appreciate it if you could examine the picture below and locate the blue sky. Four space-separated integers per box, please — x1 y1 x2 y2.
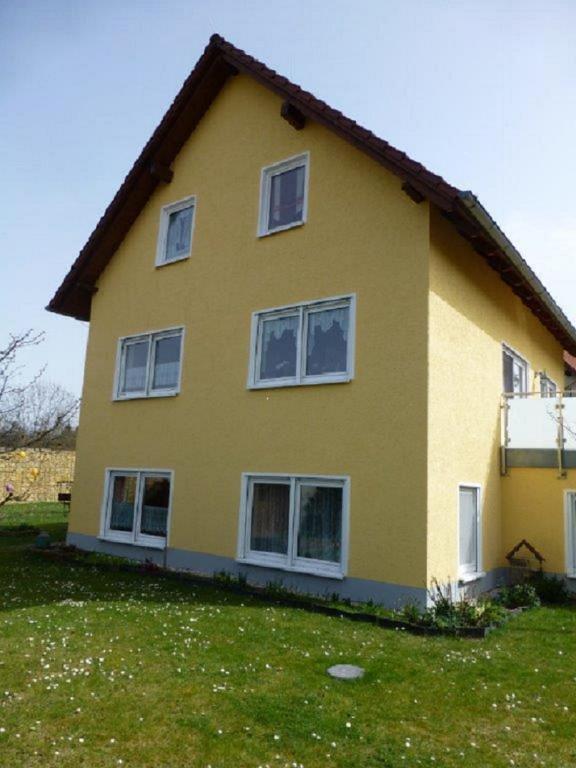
2 0 575 397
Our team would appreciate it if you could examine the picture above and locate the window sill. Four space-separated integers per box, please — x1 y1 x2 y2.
458 571 486 585
113 390 180 401
98 536 166 551
248 376 352 390
237 556 344 580
258 220 305 238
155 254 190 268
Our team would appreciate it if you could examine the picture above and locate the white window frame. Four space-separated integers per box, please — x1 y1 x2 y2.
113 326 184 401
502 343 529 395
248 294 356 389
539 372 557 398
237 473 350 579
100 468 174 549
258 152 310 237
564 491 576 578
457 483 484 582
155 196 197 266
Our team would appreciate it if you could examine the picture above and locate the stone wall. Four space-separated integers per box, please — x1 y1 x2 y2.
0 449 76 502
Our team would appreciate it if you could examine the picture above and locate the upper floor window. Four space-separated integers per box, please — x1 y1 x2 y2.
258 153 309 236
115 328 183 400
156 196 196 265
248 295 355 389
540 373 557 398
502 344 528 395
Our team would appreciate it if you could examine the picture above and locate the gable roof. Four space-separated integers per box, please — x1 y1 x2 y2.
47 34 576 357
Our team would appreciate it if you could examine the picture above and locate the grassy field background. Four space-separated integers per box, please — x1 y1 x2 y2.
0 503 575 767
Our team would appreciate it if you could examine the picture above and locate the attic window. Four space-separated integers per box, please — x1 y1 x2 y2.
156 196 196 266
258 153 309 236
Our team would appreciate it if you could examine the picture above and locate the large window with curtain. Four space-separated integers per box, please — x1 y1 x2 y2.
101 469 172 548
115 328 183 400
258 153 309 236
156 196 196 265
249 296 355 388
238 474 349 578
458 484 482 579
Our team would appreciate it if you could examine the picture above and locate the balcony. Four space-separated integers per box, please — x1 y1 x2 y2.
502 392 576 473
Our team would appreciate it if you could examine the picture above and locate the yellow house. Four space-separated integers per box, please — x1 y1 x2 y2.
48 34 576 607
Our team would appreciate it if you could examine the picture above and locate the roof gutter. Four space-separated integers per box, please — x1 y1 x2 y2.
457 190 576 353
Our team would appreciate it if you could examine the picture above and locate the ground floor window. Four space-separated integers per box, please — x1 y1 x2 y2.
458 484 482 579
565 491 576 576
101 469 172 548
238 474 349 578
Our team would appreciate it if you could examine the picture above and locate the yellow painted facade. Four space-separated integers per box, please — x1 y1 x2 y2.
427 208 564 584
69 71 570 599
72 74 430 590
501 469 573 575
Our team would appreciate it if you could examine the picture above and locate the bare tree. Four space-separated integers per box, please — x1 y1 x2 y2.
0 331 79 508
2 381 78 450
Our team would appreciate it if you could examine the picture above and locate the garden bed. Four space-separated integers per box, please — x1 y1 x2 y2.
34 544 505 637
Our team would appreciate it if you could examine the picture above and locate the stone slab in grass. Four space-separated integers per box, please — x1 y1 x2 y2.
327 664 365 680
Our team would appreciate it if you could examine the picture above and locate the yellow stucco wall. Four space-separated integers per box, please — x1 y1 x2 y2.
427 208 565 584
71 74 430 588
502 469 573 575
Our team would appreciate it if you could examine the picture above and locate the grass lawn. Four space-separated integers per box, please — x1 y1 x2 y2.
1 504 576 767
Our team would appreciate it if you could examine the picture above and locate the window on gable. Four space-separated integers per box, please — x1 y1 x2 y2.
156 196 196 265
458 485 482 579
116 328 183 400
258 153 309 236
249 296 354 388
103 469 172 548
502 344 528 395
239 474 349 578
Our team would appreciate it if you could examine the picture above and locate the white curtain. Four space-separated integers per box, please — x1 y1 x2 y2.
306 307 349 375
152 336 181 390
122 342 148 392
297 485 342 563
260 315 299 379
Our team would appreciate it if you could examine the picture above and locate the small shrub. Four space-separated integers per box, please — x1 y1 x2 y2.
398 579 507 630
495 583 541 609
476 600 507 627
529 573 569 604
213 570 246 588
398 602 422 625
265 580 292 598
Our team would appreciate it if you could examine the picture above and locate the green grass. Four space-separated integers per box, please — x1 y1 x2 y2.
0 501 68 539
1 504 576 767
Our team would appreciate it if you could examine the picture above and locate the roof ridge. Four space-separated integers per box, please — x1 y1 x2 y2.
45 33 576 356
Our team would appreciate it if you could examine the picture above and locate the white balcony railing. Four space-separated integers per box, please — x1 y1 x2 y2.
502 392 576 473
